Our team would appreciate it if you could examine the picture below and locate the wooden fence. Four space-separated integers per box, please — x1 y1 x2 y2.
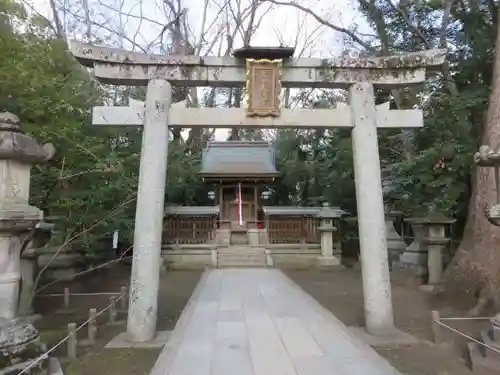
162 215 216 245
266 216 321 244
162 212 325 245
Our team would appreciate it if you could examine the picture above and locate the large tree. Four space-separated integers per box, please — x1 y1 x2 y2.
442 4 500 314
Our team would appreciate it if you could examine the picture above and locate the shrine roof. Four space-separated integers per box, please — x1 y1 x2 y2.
165 206 220 216
200 141 279 179
262 206 349 217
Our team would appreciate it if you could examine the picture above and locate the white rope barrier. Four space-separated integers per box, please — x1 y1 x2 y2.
434 319 500 355
35 255 132 294
39 292 123 297
40 284 129 313
439 316 493 321
17 291 128 375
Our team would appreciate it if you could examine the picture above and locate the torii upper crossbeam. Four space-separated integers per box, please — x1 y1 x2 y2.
70 40 445 88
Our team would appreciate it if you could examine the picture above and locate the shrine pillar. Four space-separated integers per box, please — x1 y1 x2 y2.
126 79 171 342
350 82 394 335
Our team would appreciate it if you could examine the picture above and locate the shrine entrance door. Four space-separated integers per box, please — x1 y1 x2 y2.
221 185 257 224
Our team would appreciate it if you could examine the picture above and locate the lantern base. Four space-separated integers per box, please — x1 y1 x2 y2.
317 256 341 267
0 318 47 375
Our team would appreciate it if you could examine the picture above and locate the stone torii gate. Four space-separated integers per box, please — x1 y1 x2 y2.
70 41 445 343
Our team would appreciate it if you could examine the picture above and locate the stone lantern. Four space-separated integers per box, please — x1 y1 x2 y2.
385 209 405 269
420 216 455 288
316 203 341 266
399 215 455 284
0 112 54 373
19 220 55 317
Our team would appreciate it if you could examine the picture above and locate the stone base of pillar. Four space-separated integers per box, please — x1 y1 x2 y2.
419 284 438 293
316 256 341 267
349 326 418 347
0 317 47 374
105 330 170 348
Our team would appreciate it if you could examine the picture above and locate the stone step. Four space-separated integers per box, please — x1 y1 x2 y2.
217 252 267 268
218 255 266 263
218 258 266 263
219 245 266 250
218 263 266 268
218 262 267 268
218 252 265 258
217 245 267 268
218 256 265 261
219 260 265 262
218 250 266 255
218 250 266 256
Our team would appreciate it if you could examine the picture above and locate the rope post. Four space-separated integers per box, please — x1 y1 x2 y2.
119 286 128 310
88 308 97 344
63 287 70 309
56 287 74 314
108 296 117 324
432 310 443 344
491 320 500 342
67 323 77 360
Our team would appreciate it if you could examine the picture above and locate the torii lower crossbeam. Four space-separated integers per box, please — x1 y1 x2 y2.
92 106 423 129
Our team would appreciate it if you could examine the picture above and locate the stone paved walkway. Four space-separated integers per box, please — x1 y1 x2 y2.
150 269 401 375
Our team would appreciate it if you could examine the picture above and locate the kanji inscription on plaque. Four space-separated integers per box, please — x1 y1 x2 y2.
245 59 282 117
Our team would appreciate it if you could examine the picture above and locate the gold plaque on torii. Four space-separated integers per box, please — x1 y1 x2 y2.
245 59 282 117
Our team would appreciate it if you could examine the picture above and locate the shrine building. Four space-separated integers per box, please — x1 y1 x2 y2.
162 140 348 268
200 141 278 224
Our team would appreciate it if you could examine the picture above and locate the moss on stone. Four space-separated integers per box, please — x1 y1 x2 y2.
0 341 47 374
322 51 444 70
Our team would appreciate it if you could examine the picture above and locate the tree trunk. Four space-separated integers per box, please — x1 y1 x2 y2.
441 6 500 314
229 88 243 140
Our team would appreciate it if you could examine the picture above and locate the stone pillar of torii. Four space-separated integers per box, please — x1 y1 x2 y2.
70 41 445 342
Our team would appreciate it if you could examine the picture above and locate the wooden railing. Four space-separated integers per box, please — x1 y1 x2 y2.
163 216 216 245
163 215 321 245
267 216 320 244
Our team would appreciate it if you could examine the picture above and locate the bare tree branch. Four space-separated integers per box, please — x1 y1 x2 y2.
62 6 150 52
95 0 166 28
81 0 92 40
49 0 66 39
385 0 432 49
261 0 375 51
195 0 211 53
19 0 59 36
